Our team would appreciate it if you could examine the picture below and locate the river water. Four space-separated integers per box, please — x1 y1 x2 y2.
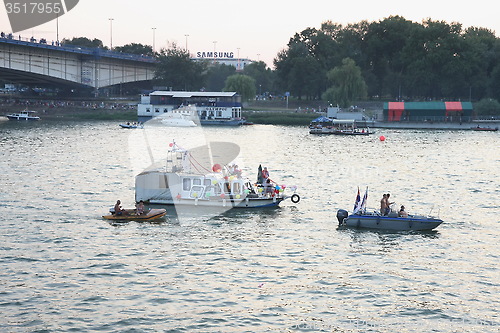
0 119 498 332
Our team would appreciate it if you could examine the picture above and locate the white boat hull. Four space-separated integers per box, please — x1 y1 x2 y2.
148 196 284 208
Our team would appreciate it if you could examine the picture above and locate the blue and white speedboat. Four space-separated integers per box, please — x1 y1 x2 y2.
336 209 443 231
336 188 443 231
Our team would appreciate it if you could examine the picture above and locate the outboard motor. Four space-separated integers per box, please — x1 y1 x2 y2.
336 209 349 226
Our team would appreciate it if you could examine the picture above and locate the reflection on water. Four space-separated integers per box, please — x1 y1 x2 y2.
0 120 498 332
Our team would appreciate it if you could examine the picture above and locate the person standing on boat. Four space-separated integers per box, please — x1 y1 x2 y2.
385 193 394 215
380 194 388 215
262 167 270 183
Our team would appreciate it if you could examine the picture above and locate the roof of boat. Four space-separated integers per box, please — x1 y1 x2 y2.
149 91 237 98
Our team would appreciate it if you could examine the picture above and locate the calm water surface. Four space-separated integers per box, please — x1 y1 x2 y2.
0 119 498 332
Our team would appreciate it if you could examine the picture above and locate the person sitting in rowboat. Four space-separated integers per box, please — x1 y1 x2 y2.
135 200 145 215
114 200 128 216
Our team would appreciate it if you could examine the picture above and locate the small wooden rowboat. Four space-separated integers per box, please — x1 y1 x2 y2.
102 208 167 221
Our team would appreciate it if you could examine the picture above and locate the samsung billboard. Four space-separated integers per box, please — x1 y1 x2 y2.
196 51 235 59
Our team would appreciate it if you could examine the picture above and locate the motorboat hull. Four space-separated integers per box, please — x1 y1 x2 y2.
342 214 443 231
102 208 166 221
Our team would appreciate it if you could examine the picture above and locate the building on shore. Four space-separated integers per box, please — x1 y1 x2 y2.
383 101 473 122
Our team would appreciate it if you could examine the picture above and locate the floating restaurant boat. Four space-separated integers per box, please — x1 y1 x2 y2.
102 208 167 221
309 118 373 135
135 141 300 208
336 188 443 231
6 110 40 120
137 91 244 126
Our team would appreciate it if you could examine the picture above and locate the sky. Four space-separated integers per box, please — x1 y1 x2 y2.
1 0 499 68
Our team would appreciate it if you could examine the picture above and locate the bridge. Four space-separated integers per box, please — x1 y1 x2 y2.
0 36 157 92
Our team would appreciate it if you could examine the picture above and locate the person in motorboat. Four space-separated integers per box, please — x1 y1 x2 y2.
380 194 388 215
382 193 394 215
114 200 128 216
398 205 408 218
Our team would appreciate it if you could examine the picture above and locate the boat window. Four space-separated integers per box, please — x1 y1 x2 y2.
146 108 151 113
232 181 242 194
155 108 160 113
158 175 168 189
163 108 168 112
193 178 202 186
205 185 221 196
217 111 222 117
182 178 191 191
224 182 231 194
203 179 212 186
189 185 204 198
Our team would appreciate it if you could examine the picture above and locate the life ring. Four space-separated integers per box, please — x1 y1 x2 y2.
291 194 300 203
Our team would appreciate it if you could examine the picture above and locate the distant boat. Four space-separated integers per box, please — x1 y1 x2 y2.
137 91 244 126
309 118 373 135
471 126 498 131
103 208 167 221
6 110 40 120
119 122 143 129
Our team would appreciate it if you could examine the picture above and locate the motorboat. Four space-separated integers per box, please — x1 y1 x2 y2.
102 208 167 221
309 118 373 135
336 209 443 231
6 110 40 120
135 141 300 209
336 188 443 231
471 126 498 131
119 122 143 129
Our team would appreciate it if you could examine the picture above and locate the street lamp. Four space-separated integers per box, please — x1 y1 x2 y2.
185 34 189 52
109 18 114 50
237 47 240 71
152 27 156 52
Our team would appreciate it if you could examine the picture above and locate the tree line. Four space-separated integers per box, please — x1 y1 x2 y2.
60 16 500 114
274 16 500 105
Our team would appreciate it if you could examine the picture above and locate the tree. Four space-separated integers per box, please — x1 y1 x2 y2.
243 61 273 95
323 58 367 108
114 43 154 56
205 64 236 91
61 37 106 49
154 43 207 91
474 98 500 116
223 74 256 101
274 42 323 99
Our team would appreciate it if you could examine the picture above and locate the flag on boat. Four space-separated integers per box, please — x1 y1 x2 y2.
353 187 360 212
360 187 368 213
353 187 368 214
